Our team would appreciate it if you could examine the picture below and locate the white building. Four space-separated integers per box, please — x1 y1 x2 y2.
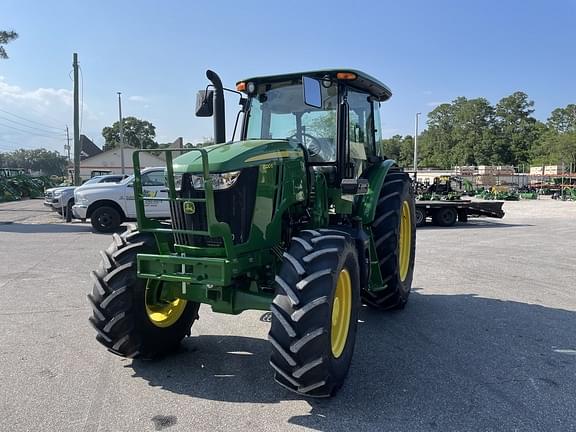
75 146 166 180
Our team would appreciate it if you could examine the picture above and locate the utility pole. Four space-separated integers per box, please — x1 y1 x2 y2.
117 92 125 174
73 53 80 185
65 125 71 161
414 112 421 174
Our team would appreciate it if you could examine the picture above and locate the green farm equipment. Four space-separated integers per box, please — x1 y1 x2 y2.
88 69 416 397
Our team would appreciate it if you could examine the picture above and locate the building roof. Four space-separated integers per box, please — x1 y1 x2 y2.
79 146 165 169
237 69 392 101
79 135 103 159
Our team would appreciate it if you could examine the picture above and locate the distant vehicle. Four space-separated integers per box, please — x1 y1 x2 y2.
44 174 127 217
0 168 26 177
72 167 169 232
413 175 505 227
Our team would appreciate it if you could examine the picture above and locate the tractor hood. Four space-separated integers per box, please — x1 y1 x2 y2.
172 139 303 173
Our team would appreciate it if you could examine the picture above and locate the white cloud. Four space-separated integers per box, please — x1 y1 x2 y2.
0 77 100 153
129 95 148 103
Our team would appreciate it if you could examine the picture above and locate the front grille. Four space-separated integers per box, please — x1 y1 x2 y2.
170 167 258 247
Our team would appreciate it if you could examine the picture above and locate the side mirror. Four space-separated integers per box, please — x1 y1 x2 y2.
303 76 322 108
196 90 214 117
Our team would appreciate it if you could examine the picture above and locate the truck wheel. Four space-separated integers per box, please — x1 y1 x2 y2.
269 228 360 397
88 229 200 358
91 206 121 233
415 207 425 227
363 170 416 310
432 207 457 227
65 199 74 222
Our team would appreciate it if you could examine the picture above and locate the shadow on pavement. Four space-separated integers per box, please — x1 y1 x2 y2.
130 292 575 431
0 222 94 233
0 222 130 234
418 220 532 230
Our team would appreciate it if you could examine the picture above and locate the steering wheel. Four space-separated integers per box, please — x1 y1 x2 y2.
287 133 323 158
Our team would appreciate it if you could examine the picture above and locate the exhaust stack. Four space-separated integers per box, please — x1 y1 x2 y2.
206 70 226 144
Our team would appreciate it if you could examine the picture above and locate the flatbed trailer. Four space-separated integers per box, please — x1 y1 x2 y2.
415 200 505 227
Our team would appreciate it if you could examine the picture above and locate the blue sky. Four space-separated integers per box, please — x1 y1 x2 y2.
1 0 575 153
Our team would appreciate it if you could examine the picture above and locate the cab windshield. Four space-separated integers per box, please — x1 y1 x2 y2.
245 81 338 163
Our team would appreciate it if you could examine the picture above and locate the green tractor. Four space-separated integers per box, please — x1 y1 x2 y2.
88 69 416 397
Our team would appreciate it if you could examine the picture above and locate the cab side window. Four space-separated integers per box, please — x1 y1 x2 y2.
141 171 165 187
347 89 375 177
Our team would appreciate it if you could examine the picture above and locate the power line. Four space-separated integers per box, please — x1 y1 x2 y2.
0 107 65 131
0 115 66 136
0 122 67 140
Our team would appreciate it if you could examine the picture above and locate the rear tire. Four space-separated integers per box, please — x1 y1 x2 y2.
91 206 122 233
363 170 416 310
88 228 200 358
269 228 360 397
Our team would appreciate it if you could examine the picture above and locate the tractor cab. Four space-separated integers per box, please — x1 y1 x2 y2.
236 70 392 186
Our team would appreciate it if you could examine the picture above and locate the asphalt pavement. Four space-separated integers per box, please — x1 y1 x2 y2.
0 198 575 432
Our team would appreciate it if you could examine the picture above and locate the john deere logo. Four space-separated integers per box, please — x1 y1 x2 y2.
183 201 196 214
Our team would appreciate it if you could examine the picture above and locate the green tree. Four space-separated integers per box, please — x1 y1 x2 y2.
381 135 402 161
1 148 67 175
547 104 576 134
419 103 457 168
381 135 413 167
102 117 158 151
0 30 18 59
495 92 542 166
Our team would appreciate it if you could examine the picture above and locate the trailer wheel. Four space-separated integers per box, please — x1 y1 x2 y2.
415 207 425 227
363 170 416 310
432 207 457 227
88 229 200 358
269 228 360 397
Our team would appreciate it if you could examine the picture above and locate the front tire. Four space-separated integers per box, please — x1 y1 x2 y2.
88 229 200 358
363 170 416 310
91 206 122 233
269 229 360 397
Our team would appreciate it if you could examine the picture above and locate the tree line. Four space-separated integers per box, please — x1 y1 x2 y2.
382 93 576 171
0 149 68 175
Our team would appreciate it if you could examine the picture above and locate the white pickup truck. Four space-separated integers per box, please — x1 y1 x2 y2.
44 174 126 218
72 167 170 232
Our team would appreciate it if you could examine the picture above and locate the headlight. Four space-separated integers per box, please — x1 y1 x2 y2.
75 193 88 205
54 191 62 198
191 170 241 190
173 173 184 191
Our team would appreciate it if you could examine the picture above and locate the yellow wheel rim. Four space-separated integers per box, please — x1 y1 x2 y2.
398 200 412 282
331 269 352 358
145 285 187 328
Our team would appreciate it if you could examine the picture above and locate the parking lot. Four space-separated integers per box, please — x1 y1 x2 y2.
1 199 575 432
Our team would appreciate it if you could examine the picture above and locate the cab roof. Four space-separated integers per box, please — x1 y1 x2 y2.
237 69 392 102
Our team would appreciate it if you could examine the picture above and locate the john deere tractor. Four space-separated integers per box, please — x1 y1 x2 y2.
88 69 416 397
